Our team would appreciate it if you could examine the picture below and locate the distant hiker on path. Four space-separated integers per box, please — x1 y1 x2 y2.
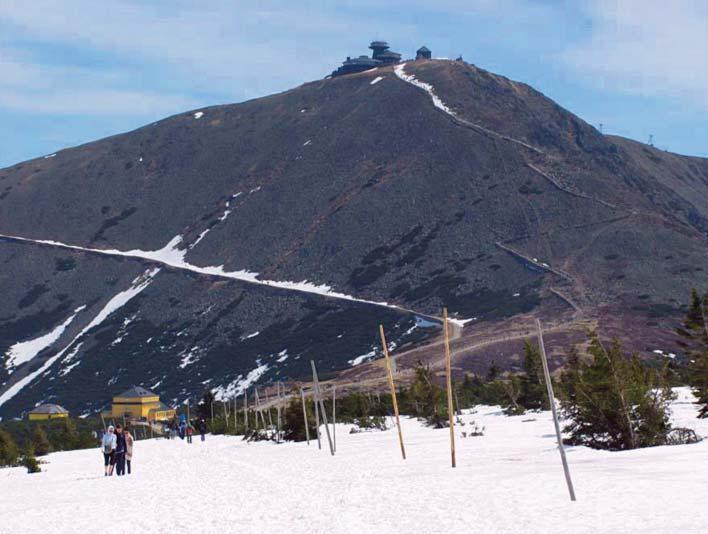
101 425 116 476
198 418 207 441
114 424 127 476
179 415 187 440
125 428 134 475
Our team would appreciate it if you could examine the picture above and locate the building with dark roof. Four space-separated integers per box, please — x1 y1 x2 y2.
28 403 69 421
369 40 390 60
377 49 402 64
416 46 432 60
332 55 381 77
331 40 403 77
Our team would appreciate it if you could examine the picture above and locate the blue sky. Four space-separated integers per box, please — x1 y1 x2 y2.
1 0 706 168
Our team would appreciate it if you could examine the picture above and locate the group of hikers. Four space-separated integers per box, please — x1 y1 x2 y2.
165 416 208 443
100 424 134 476
100 417 208 475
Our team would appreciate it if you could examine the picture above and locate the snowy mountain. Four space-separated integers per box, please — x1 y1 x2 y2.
1 59 707 417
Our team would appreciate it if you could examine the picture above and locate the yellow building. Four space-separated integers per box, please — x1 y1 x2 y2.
111 386 176 421
28 404 69 421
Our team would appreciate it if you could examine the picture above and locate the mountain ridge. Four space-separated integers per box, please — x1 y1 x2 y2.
1 59 706 418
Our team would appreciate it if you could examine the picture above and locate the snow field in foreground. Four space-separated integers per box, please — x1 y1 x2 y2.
3 388 707 534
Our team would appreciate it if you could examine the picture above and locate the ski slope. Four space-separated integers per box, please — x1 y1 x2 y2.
2 389 707 534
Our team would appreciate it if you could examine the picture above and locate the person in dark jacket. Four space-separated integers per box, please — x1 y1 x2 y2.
198 418 207 441
114 424 127 476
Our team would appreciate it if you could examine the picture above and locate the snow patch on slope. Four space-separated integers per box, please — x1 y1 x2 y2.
213 361 269 399
179 347 200 369
394 63 456 116
348 350 376 366
58 344 83 377
4 307 84 372
0 269 160 409
448 317 477 328
189 192 243 249
241 331 260 340
370 76 384 85
0 233 396 312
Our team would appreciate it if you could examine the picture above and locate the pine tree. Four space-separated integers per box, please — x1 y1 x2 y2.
32 425 52 456
21 445 41 474
558 346 581 405
518 341 548 411
405 365 446 427
0 429 20 466
677 288 708 417
486 361 500 381
559 334 673 450
57 417 79 450
282 395 317 442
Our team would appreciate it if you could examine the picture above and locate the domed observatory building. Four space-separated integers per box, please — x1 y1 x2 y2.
28 403 69 421
370 41 401 64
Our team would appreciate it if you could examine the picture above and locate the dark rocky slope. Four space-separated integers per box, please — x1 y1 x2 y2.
1 59 706 418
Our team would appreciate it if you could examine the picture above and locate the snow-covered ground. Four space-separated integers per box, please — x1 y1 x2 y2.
3 389 707 534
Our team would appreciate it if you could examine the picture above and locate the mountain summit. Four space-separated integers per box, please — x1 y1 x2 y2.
1 59 707 418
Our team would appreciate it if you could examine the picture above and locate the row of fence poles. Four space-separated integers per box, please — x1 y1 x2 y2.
375 311 576 501
189 312 575 501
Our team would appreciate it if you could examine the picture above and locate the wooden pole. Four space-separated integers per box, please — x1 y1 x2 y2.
186 399 190 423
267 397 273 428
443 308 456 468
310 360 334 455
234 396 237 430
244 390 248 432
210 400 214 425
300 387 310 445
379 325 406 460
276 382 282 444
100 412 107 432
332 385 337 453
536 318 577 502
314 383 322 450
256 388 267 430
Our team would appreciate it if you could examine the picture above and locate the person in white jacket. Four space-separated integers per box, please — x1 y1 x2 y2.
101 426 117 476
